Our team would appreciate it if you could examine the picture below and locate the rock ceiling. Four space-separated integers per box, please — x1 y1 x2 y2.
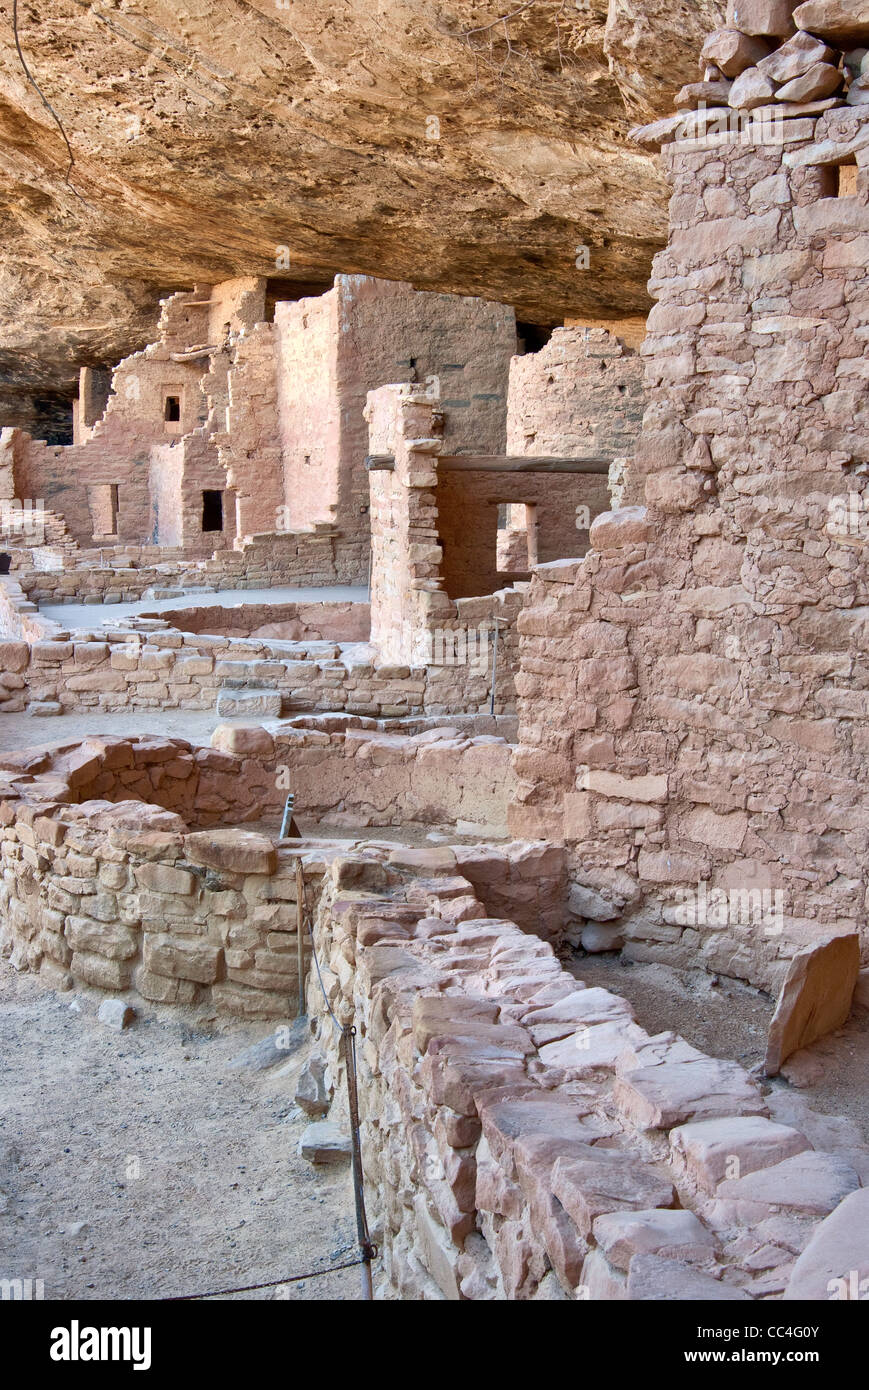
0 0 724 410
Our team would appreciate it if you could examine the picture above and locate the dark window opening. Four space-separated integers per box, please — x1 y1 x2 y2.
821 163 859 199
164 395 181 422
202 490 223 532
264 277 334 322
31 394 75 445
516 321 557 355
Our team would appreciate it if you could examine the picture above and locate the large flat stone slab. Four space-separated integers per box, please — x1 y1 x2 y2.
670 1115 811 1194
793 1 869 47
593 1208 716 1272
717 1150 860 1216
298 1121 351 1165
614 1057 767 1130
765 932 860 1075
627 1255 751 1301
523 987 634 1046
785 1188 869 1300
540 1019 649 1075
552 1151 675 1237
412 994 500 1052
216 687 282 717
184 828 277 875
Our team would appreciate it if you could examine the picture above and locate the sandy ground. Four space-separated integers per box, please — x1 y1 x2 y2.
39 584 368 631
0 707 235 752
571 952 869 1143
0 964 360 1301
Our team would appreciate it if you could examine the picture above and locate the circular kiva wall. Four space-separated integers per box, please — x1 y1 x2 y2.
0 724 545 1017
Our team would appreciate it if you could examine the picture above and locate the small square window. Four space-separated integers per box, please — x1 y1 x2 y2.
164 395 181 422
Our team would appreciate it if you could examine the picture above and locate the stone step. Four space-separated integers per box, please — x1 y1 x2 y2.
215 686 282 717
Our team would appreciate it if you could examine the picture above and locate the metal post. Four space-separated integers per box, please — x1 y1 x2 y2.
342 1026 375 1300
280 791 295 839
295 858 305 1017
489 620 500 717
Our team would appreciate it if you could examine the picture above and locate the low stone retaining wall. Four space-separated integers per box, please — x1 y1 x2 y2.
3 735 865 1298
211 721 516 839
307 855 869 1301
0 730 558 1016
0 576 51 643
0 736 303 1016
135 599 370 642
0 590 521 718
12 530 368 606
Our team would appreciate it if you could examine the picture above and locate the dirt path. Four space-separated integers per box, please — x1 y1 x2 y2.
571 953 869 1143
0 964 359 1301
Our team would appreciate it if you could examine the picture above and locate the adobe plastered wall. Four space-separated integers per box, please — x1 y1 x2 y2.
274 289 341 530
210 720 516 837
509 106 869 992
507 326 646 460
205 276 266 344
277 276 517 538
218 321 298 540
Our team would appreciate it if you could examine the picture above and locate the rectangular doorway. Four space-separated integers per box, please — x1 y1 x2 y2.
202 490 223 532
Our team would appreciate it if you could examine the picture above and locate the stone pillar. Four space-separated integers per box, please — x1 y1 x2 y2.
365 384 452 666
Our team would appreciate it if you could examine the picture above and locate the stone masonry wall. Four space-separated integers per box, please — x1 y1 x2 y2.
211 721 516 838
366 384 525 698
5 741 867 1300
7 527 368 608
11 292 212 546
0 599 520 719
306 850 869 1300
0 733 539 1016
278 277 517 540
507 326 647 460
510 105 869 992
275 289 341 531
